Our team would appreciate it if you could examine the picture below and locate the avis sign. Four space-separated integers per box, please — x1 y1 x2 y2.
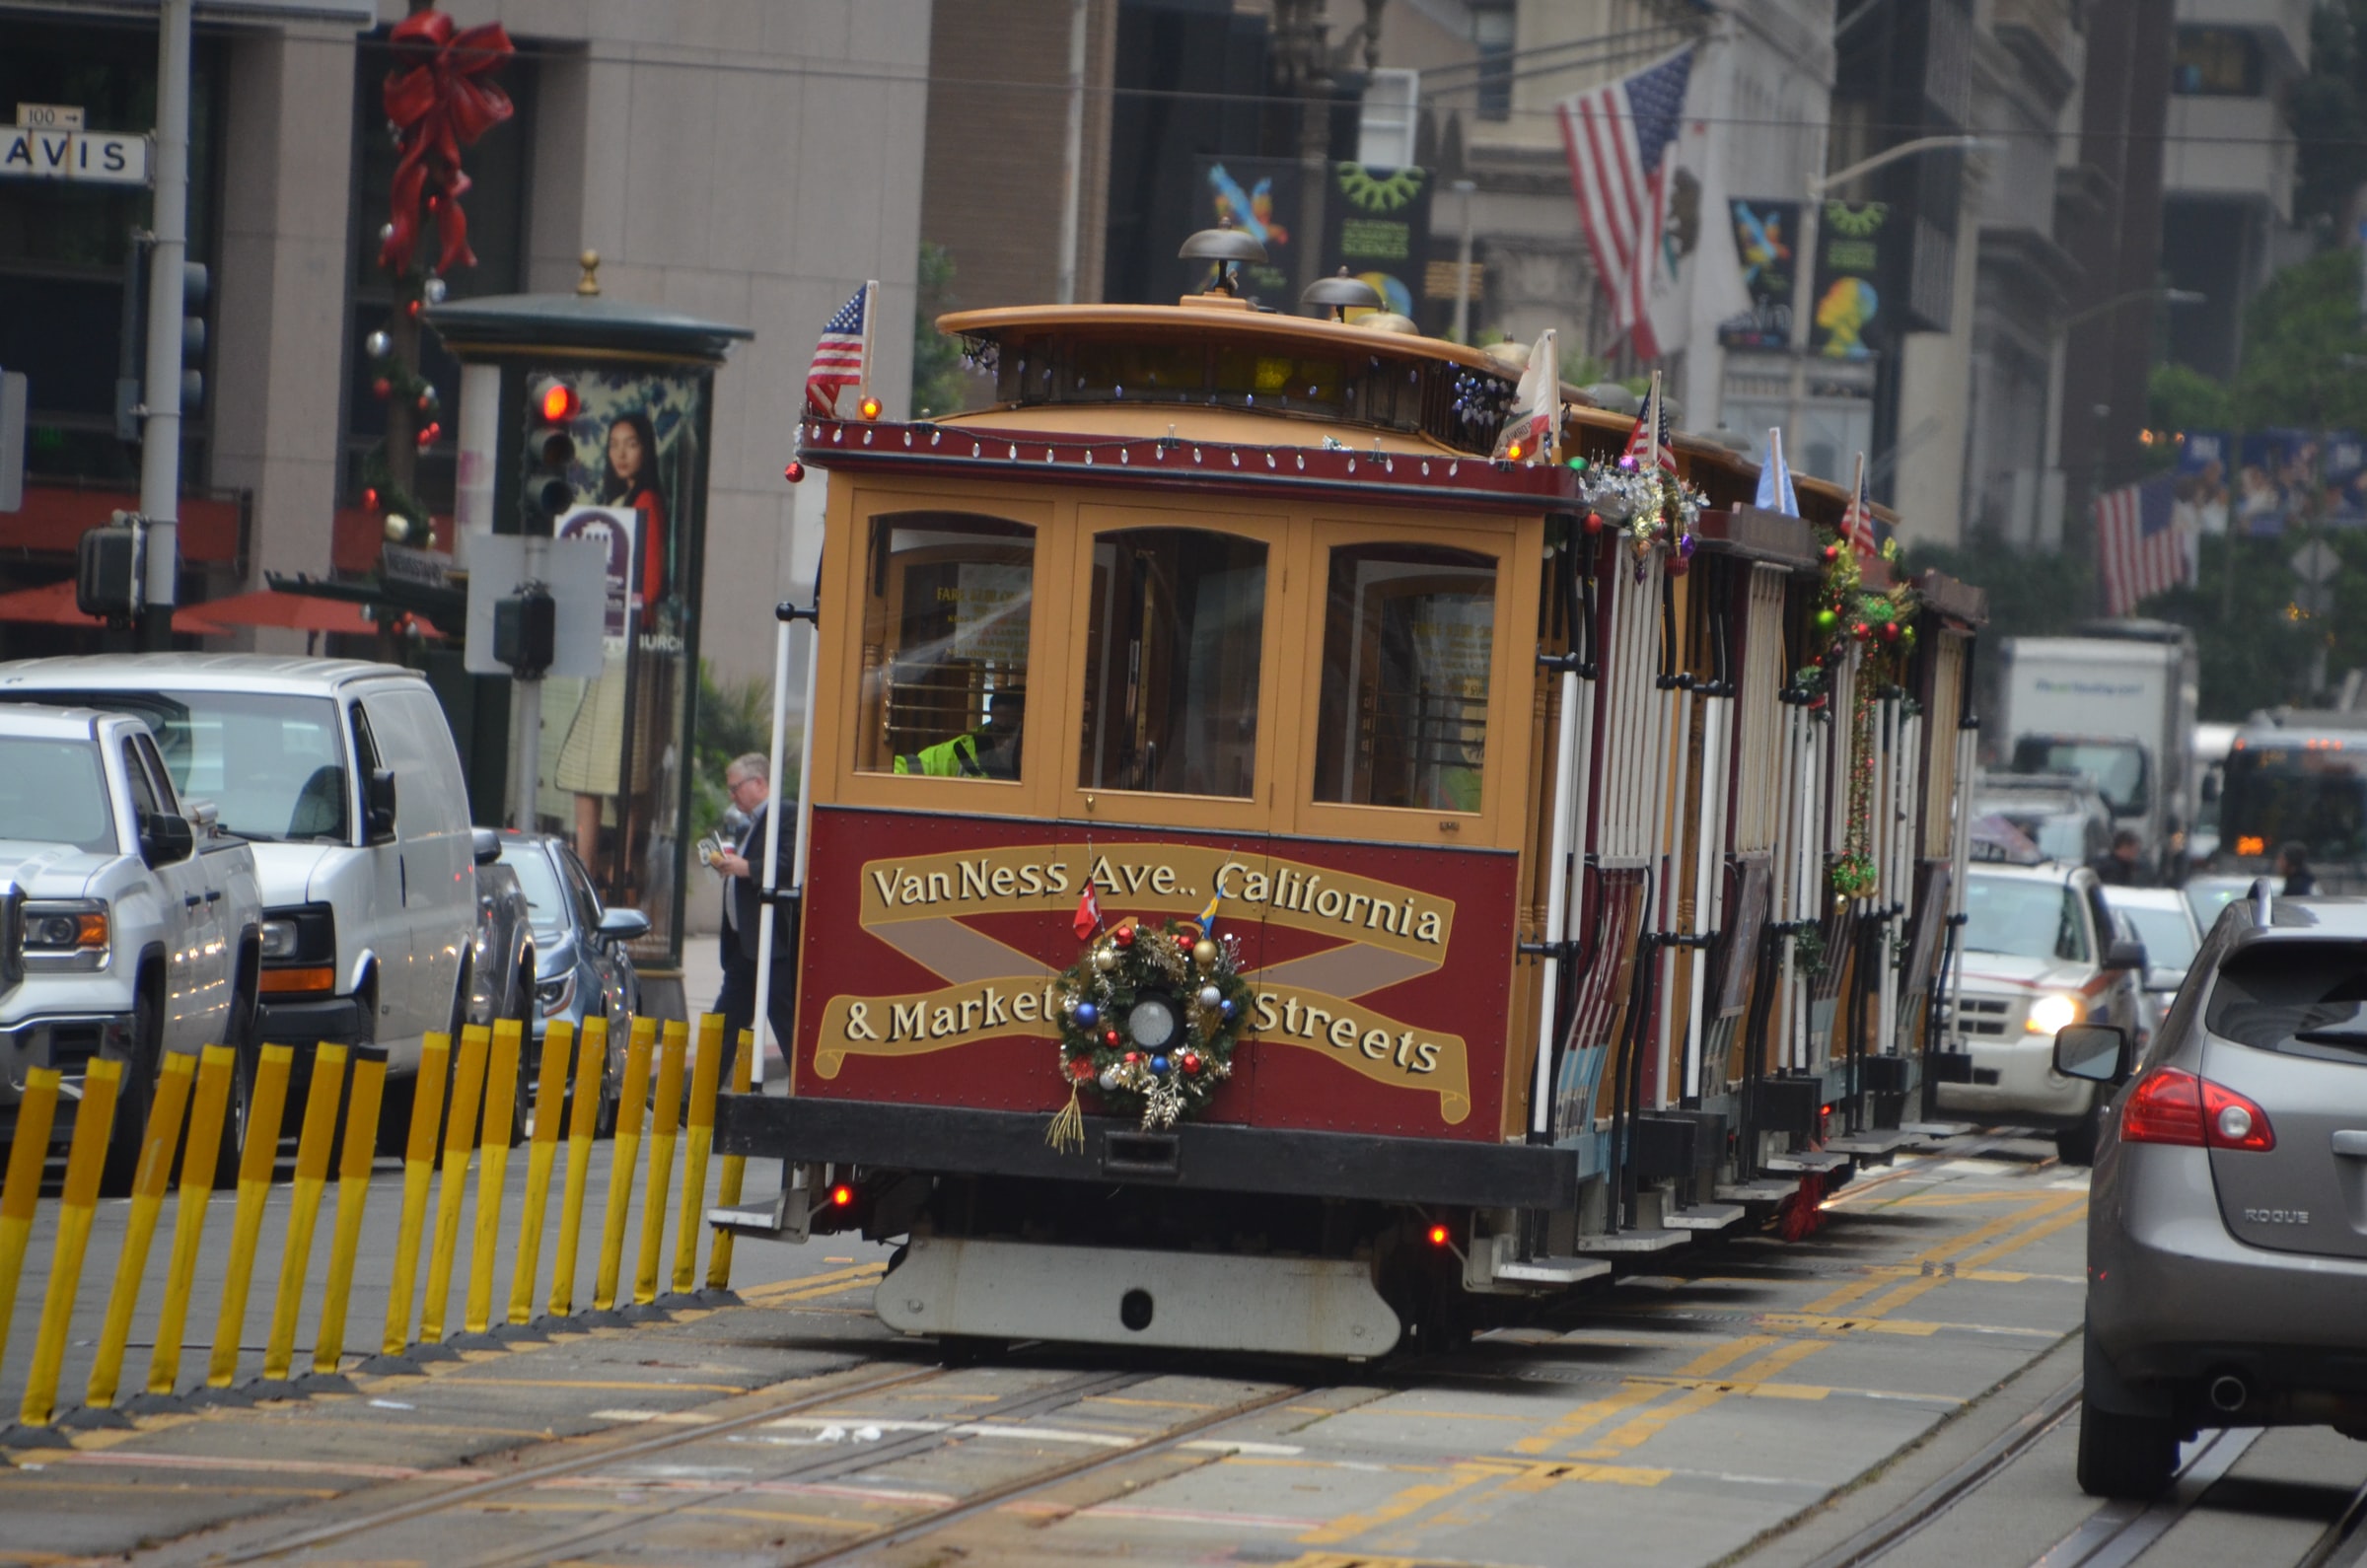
0 126 150 184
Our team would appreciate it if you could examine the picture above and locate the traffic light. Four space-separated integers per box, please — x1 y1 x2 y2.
521 376 579 536
115 237 210 440
76 514 145 621
493 584 555 678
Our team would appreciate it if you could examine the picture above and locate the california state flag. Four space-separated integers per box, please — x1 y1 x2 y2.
1491 328 1559 464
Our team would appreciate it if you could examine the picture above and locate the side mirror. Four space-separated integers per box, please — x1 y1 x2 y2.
141 812 195 867
2104 938 2149 972
185 799 220 832
2054 1023 2131 1084
364 769 397 845
597 906 651 941
472 827 501 867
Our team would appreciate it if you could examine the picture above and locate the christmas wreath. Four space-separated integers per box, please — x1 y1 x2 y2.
1045 916 1253 1148
1788 534 1921 901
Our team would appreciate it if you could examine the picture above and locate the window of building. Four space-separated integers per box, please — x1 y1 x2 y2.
1078 529 1265 798
339 33 534 519
0 18 226 486
1313 543 1495 812
1472 4 1515 122
857 513 1034 780
1359 68 1419 168
2173 28 2262 96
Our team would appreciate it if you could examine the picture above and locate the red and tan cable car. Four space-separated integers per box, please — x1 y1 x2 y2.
716 282 1985 1358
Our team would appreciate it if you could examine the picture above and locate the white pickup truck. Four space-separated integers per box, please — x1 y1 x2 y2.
0 706 263 1192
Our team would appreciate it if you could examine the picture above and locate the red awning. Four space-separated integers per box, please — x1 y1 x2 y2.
193 589 384 635
0 577 231 636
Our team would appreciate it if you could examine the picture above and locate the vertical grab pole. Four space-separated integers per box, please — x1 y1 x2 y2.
313 1045 386 1375
705 1028 756 1295
19 1057 122 1426
204 1044 292 1390
548 1016 606 1319
377 1034 450 1359
419 1025 489 1346
511 1019 576 1324
146 1046 232 1397
1532 665 1581 1139
632 1021 688 1311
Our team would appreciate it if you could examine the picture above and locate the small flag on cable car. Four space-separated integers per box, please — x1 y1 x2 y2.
1619 370 1677 473
1197 890 1221 936
1490 326 1559 464
806 280 877 418
1755 426 1799 516
1839 452 1879 559
1073 881 1103 941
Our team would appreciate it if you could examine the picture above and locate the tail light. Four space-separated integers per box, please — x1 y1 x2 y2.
2120 1066 2275 1152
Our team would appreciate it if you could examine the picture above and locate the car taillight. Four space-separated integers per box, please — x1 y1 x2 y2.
2119 1066 2274 1152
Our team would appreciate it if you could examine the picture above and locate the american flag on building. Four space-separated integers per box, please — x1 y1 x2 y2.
806 281 875 418
1556 47 1695 360
2096 475 2186 616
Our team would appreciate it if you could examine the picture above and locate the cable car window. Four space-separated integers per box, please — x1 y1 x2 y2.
1314 544 1496 812
1078 529 1266 798
856 512 1033 781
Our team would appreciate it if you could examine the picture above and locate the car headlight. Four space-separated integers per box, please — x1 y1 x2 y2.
23 901 108 968
259 918 299 960
537 969 576 1016
2026 992 2086 1035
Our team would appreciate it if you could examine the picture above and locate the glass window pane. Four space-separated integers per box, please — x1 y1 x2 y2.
1077 529 1267 798
857 513 1033 779
1314 543 1496 811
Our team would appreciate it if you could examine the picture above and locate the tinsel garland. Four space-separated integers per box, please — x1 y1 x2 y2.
1574 455 1708 579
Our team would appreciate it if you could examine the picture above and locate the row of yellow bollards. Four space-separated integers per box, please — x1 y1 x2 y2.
0 1013 755 1435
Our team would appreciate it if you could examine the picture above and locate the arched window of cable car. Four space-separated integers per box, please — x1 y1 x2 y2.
1078 529 1266 798
1313 544 1496 812
855 512 1033 781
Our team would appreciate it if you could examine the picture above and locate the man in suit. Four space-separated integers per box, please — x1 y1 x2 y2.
713 752 795 1072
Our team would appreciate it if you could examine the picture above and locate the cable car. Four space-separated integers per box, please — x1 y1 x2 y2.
715 275 1986 1358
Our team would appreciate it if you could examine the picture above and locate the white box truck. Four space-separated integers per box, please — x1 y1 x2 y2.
1997 621 2198 879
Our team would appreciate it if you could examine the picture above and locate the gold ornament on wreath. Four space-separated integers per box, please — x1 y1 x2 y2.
1044 915 1253 1151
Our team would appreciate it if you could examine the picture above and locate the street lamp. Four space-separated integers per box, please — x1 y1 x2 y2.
1783 135 1998 465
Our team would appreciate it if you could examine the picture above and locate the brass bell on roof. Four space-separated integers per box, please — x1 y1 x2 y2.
1179 215 1268 297
1300 266 1384 321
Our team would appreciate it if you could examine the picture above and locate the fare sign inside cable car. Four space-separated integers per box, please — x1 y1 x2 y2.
795 809 1519 1139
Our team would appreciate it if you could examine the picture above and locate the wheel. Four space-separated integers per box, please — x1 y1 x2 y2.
2077 1390 2179 1499
2055 1106 2102 1167
98 981 163 1198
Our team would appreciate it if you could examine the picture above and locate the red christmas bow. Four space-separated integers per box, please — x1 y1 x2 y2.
380 9 515 277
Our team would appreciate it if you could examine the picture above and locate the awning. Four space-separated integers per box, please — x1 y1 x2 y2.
0 577 231 636
192 589 383 636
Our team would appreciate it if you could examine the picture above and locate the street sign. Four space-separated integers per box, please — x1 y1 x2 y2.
2291 539 2341 586
15 105 85 130
0 126 149 184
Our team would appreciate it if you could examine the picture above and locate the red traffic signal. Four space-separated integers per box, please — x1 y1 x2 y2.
533 377 580 425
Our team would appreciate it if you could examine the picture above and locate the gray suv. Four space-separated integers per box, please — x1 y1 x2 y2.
2062 887 2367 1498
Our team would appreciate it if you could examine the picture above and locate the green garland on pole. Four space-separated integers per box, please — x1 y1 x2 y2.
1044 916 1253 1148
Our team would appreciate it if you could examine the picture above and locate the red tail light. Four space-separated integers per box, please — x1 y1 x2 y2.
829 1183 855 1208
1427 1224 1451 1247
2120 1066 2275 1152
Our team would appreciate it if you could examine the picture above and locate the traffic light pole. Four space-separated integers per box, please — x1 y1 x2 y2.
507 537 547 833
136 0 192 652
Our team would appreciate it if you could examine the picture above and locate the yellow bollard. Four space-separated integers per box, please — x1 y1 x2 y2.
706 1029 756 1293
547 1016 606 1319
419 1025 489 1345
86 1053 195 1409
147 1046 234 1396
17 1057 119 1425
463 1020 523 1335
312 1046 386 1375
592 1018 655 1316
671 1015 725 1296
632 1021 688 1309
509 1020 575 1324
378 1033 450 1358
260 1044 347 1381
206 1044 293 1388
0 1066 62 1375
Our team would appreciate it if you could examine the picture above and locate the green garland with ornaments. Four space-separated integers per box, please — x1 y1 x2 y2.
1045 915 1254 1149
1789 535 1921 903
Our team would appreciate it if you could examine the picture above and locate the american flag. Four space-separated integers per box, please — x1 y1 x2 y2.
2097 476 2186 616
1839 454 1879 559
1556 47 1695 359
806 282 875 418
1617 372 1676 472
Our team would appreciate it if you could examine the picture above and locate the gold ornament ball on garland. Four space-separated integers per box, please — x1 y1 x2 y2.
1093 946 1117 972
1192 938 1217 967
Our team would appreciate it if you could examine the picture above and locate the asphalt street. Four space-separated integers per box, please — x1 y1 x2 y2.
6 1134 2358 1566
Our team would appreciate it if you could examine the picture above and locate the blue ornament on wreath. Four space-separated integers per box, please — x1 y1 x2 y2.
1152 1054 1170 1075
1074 1001 1098 1028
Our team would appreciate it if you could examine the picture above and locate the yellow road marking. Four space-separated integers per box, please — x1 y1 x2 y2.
738 1261 889 1305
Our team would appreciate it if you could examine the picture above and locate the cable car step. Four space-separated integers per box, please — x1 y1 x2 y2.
1716 1178 1799 1204
1664 1202 1745 1232
708 1197 797 1239
1826 1130 1915 1156
1569 1228 1690 1253
1899 1120 1975 1140
1495 1255 1614 1286
1761 1150 1850 1175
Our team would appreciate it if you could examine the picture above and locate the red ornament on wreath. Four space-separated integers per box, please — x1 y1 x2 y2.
1112 925 1134 949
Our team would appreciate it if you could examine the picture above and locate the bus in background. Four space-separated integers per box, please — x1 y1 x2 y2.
2190 720 2238 864
2220 711 2367 892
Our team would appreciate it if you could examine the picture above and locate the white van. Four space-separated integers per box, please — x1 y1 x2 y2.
0 656 504 1139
